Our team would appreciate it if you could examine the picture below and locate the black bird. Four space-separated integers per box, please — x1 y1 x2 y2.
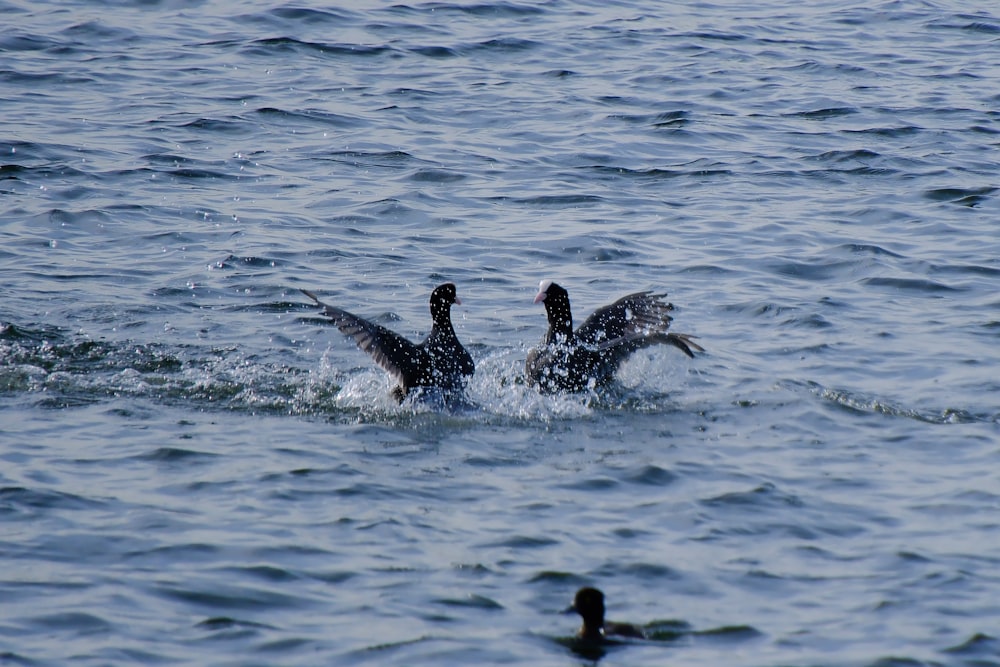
567 587 645 641
301 283 474 402
526 280 703 393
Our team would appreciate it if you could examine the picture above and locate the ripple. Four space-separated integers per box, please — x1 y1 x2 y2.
585 165 684 180
835 243 905 258
786 107 859 119
845 125 923 137
0 70 95 85
701 483 805 510
694 624 763 641
811 382 989 424
61 20 138 43
222 564 301 583
261 6 357 25
479 535 560 549
0 487 106 513
433 593 504 610
811 149 882 162
403 2 547 18
247 37 394 58
153 581 311 612
527 570 586 585
406 168 467 183
924 186 995 206
625 464 679 487
167 167 237 180
0 34 54 51
27 611 112 633
645 619 694 641
956 21 1000 35
865 657 936 667
559 476 617 492
862 276 965 293
461 37 540 54
767 259 852 281
614 562 680 579
409 45 459 58
930 262 1000 278
254 107 365 127
171 117 251 135
943 632 1000 656
511 194 605 206
196 616 276 631
132 447 218 463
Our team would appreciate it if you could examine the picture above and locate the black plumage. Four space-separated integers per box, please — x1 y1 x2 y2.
301 283 474 402
526 280 702 393
567 587 645 641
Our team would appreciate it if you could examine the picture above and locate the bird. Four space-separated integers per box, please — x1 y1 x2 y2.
567 587 645 641
301 283 474 403
525 280 702 393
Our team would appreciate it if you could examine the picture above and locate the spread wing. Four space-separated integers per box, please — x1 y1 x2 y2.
575 291 675 345
301 289 429 385
592 331 704 358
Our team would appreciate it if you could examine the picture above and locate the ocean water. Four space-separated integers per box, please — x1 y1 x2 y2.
2 0 999 665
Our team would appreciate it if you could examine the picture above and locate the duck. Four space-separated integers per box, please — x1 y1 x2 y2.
301 283 474 402
567 587 645 641
526 280 702 393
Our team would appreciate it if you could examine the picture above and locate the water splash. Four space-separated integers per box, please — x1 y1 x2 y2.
0 324 703 423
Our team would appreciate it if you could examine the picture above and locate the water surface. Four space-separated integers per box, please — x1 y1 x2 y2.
2 1 1000 665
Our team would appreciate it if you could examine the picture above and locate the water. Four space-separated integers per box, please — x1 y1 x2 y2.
2 0 999 664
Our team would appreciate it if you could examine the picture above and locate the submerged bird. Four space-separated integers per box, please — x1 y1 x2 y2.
301 283 474 402
567 587 645 641
526 280 702 393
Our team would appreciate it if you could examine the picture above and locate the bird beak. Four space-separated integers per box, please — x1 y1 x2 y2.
454 296 462 305
562 604 578 615
533 291 546 304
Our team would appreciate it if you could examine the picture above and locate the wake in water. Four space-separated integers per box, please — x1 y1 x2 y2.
6 319 993 426
0 320 698 423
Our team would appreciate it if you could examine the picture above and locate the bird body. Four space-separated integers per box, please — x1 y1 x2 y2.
302 283 473 402
568 587 645 641
526 281 702 393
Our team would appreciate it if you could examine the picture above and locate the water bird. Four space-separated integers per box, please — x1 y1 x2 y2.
526 280 702 393
301 283 474 402
567 587 645 641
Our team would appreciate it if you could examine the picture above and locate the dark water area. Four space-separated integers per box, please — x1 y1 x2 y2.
2 0 999 665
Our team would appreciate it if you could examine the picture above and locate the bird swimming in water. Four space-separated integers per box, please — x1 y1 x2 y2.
567 587 645 641
526 280 702 393
301 283 474 403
